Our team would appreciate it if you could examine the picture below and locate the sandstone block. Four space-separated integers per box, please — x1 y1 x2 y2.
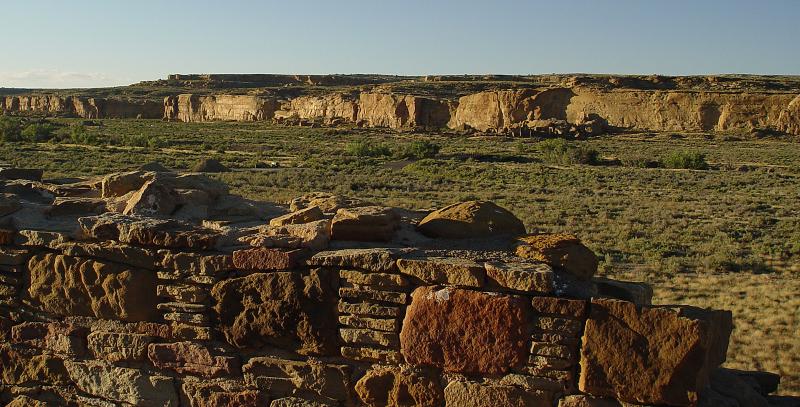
558 395 622 407
79 213 219 250
123 179 179 216
330 206 398 241
341 346 403 364
485 261 553 292
15 229 69 248
183 380 266 407
397 257 485 287
339 269 408 289
338 301 402 318
0 248 28 265
157 284 208 303
148 342 239 378
355 365 442 407
339 328 399 347
531 296 588 319
65 361 178 407
212 269 338 355
500 373 569 393
161 252 234 275
579 299 734 406
532 316 583 336
338 315 399 332
0 344 70 385
400 286 529 374
243 356 351 402
270 206 324 226
339 286 408 304
0 228 15 244
443 380 553 407
87 331 153 362
309 248 402 272
516 234 597 280
232 247 306 270
58 241 158 270
27 253 158 322
417 200 526 238
594 277 653 305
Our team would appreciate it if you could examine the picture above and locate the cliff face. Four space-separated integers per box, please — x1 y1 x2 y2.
4 87 800 135
2 95 161 119
163 94 280 122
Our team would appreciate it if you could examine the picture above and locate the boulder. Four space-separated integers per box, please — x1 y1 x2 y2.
330 206 398 241
123 179 179 216
417 201 525 238
101 171 151 198
579 299 734 406
397 257 485 287
400 286 530 374
355 365 443 407
211 269 338 355
27 253 158 322
270 206 324 226
516 234 597 280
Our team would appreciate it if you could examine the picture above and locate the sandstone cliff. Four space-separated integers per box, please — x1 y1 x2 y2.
163 94 280 122
2 95 161 119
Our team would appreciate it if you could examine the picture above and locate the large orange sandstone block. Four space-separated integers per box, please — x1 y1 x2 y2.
579 299 733 406
400 286 529 374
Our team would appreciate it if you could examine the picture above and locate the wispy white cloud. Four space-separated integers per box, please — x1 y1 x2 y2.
0 69 131 89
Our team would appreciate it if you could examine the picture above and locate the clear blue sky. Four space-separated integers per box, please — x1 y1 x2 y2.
2 0 799 88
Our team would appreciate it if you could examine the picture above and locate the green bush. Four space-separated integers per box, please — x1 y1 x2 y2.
345 140 391 157
395 140 440 159
538 138 600 165
21 123 56 142
68 124 103 145
661 150 709 170
0 116 23 142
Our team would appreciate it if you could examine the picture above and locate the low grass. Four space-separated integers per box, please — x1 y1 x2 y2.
1 118 798 394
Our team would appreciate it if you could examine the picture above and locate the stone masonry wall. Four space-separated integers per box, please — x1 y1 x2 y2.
0 168 790 406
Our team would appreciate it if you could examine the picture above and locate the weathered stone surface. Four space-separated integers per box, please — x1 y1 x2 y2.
0 344 70 385
148 342 239 378
339 269 408 289
158 284 208 303
49 196 107 216
338 301 401 317
579 299 733 406
58 241 158 269
397 257 485 287
444 380 553 407
485 261 554 292
15 229 70 247
270 206 324 226
101 171 150 198
309 248 401 272
709 368 769 407
123 179 179 216
339 328 399 347
417 201 526 238
516 234 597 280
79 213 219 249
0 194 22 217
339 315 399 332
339 286 408 304
530 296 588 319
212 269 338 355
27 253 158 321
532 316 583 336
0 228 15 244
65 361 178 406
232 247 306 270
501 373 572 394
243 357 351 402
341 346 403 364
87 331 152 362
0 168 43 181
11 322 87 357
330 206 398 241
355 365 443 407
161 252 233 275
270 397 330 407
183 380 266 407
400 287 529 374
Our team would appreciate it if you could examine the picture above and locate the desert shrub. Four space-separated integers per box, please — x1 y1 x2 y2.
661 150 708 170
0 116 23 142
21 123 56 142
621 155 661 168
68 124 102 145
394 140 440 159
345 140 391 157
538 139 600 165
